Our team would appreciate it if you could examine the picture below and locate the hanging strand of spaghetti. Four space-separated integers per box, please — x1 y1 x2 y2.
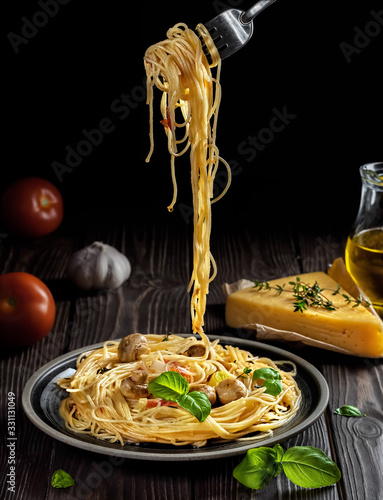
144 23 231 334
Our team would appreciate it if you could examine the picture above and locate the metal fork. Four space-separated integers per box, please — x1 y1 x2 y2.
203 0 278 60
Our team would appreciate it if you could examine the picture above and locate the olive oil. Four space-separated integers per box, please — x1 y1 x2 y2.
345 228 383 314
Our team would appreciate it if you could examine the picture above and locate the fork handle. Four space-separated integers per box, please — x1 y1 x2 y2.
242 0 277 24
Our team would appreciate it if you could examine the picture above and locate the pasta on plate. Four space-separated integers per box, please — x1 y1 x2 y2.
58 334 301 447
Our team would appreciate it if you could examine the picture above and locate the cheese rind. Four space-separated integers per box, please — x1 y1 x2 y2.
225 272 383 357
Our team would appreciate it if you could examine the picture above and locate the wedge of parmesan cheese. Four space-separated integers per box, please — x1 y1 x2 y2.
225 271 383 357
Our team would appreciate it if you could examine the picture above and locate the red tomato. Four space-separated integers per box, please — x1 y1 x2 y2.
1 177 63 237
167 362 193 382
146 399 178 409
0 272 56 347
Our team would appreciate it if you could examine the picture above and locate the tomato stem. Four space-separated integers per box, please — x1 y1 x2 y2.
40 196 50 207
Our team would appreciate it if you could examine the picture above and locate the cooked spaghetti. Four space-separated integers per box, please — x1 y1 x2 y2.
144 23 231 335
58 334 301 447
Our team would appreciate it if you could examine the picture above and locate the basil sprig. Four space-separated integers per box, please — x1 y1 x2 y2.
252 367 283 396
51 469 75 489
148 371 211 422
233 444 341 490
334 405 363 417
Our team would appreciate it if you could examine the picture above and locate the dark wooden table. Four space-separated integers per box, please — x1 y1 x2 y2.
1 205 382 500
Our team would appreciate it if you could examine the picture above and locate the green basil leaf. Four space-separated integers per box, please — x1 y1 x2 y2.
252 367 283 396
176 392 211 422
263 379 284 396
51 469 75 489
148 371 189 401
273 443 284 461
253 367 281 380
334 405 363 417
272 443 284 477
233 447 280 490
282 446 341 488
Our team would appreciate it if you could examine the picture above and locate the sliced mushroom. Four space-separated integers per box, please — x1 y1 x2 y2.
186 343 206 358
218 360 233 371
120 375 150 399
129 370 148 385
118 334 150 362
216 377 247 405
189 384 217 405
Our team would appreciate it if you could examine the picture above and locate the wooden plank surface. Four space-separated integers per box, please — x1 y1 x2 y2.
1 210 382 500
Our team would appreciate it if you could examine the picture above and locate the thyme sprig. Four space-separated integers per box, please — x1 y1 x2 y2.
253 277 371 313
237 367 252 379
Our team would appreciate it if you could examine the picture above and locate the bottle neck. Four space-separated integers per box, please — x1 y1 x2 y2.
351 163 383 237
353 186 382 234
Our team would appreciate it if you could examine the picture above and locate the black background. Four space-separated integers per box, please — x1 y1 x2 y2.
3 0 383 234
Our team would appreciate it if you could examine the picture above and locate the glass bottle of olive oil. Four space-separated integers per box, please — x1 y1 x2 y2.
345 163 383 317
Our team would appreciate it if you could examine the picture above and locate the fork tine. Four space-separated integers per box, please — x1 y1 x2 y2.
200 1 277 60
202 10 253 60
212 37 228 52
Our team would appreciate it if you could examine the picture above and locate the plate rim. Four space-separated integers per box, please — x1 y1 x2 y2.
22 335 329 461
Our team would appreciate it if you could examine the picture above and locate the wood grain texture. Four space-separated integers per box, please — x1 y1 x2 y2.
322 356 383 500
1 211 382 500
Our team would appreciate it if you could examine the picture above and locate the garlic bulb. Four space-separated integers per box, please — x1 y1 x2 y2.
67 242 131 290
